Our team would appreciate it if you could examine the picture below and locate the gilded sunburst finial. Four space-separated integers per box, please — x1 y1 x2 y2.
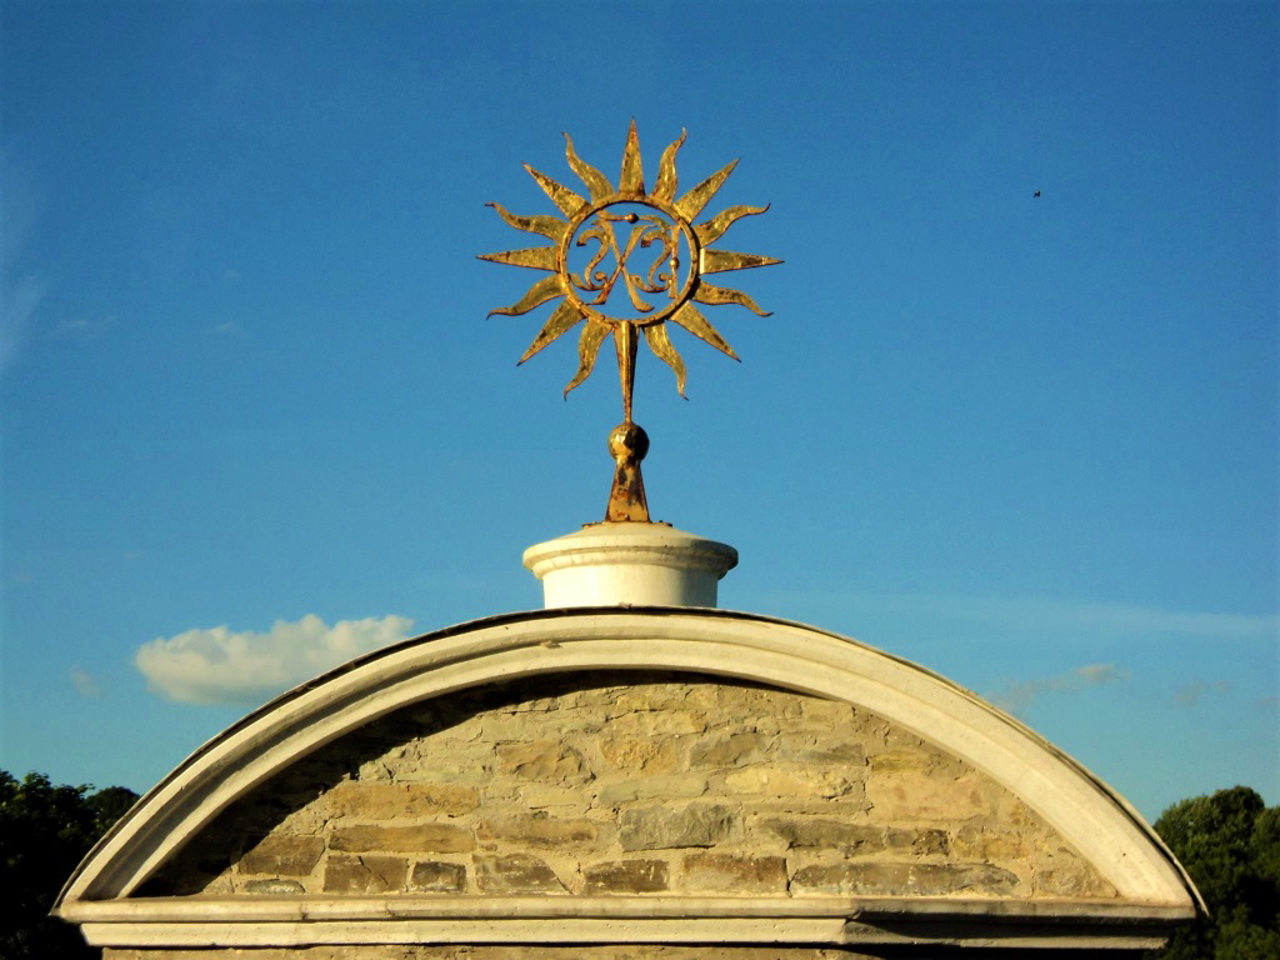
481 122 780 520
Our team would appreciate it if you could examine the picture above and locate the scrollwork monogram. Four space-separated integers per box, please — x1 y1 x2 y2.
569 206 685 318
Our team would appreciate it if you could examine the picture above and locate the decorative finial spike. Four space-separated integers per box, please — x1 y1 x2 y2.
482 125 779 522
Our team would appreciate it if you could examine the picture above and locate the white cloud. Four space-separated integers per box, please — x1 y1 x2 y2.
1173 678 1231 707
987 663 1129 717
70 665 100 698
135 614 415 705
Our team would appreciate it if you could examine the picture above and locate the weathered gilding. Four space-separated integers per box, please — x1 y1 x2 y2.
694 280 771 317
701 249 783 275
695 204 770 246
485 203 568 243
564 319 610 397
619 119 645 196
675 159 738 222
477 246 557 271
524 165 586 217
643 322 687 396
672 302 739 361
519 301 583 365
564 133 614 203
651 130 687 205
487 274 567 317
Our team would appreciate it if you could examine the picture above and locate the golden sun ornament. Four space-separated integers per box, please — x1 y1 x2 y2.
481 121 780 422
480 122 779 523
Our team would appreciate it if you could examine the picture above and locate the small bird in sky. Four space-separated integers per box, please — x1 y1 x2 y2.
1033 190 1042 198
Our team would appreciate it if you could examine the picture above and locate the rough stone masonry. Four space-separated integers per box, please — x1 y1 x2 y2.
144 671 1115 903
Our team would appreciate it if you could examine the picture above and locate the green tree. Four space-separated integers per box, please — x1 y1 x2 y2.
1148 786 1280 959
0 770 139 959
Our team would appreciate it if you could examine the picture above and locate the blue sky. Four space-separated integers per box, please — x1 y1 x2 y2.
1 0 1275 823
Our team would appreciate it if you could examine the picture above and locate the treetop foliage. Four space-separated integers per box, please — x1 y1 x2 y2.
1149 786 1279 959
0 770 139 959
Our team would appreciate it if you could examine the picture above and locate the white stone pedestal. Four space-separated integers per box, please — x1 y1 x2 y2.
523 522 738 609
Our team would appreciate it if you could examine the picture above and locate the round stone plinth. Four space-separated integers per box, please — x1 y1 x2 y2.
523 523 738 609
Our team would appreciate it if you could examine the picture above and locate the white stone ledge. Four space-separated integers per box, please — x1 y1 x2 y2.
60 894 1195 923
66 896 1190 950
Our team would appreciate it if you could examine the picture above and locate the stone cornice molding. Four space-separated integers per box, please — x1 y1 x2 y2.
61 895 1189 950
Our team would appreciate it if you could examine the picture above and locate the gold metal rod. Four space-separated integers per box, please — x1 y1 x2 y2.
615 324 638 424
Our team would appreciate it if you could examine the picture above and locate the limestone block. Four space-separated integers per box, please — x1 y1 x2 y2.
321 854 408 894
495 741 592 784
722 765 853 798
329 824 474 854
325 782 479 819
606 709 707 737
865 772 990 821
796 699 856 724
951 825 1029 860
474 853 567 894
909 862 1021 895
242 878 305 895
408 860 468 893
598 736 682 773
516 783 593 809
619 803 736 851
1035 861 1119 898
681 853 787 894
374 741 494 783
582 858 670 893
759 818 884 853
599 774 708 805
865 748 932 772
791 861 1020 896
614 686 704 714
773 733 864 766
886 827 950 855
238 835 324 876
476 815 603 849
688 731 768 767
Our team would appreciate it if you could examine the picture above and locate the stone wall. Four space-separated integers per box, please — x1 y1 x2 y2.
143 671 1115 901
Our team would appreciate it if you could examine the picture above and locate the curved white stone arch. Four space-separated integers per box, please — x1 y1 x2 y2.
59 607 1198 914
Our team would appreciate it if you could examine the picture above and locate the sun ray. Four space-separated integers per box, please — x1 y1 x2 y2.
643 323 687 397
675 158 738 221
519 301 584 364
564 133 614 202
488 274 568 317
619 119 645 197
651 130 686 206
486 203 569 243
692 280 771 317
695 203 770 246
477 246 558 271
524 165 586 217
565 319 611 397
671 302 740 361
700 249 783 274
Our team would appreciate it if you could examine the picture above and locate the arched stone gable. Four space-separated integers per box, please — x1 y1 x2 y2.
57 609 1199 953
139 671 1114 902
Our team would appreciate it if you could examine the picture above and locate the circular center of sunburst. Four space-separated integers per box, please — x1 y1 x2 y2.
559 198 698 326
